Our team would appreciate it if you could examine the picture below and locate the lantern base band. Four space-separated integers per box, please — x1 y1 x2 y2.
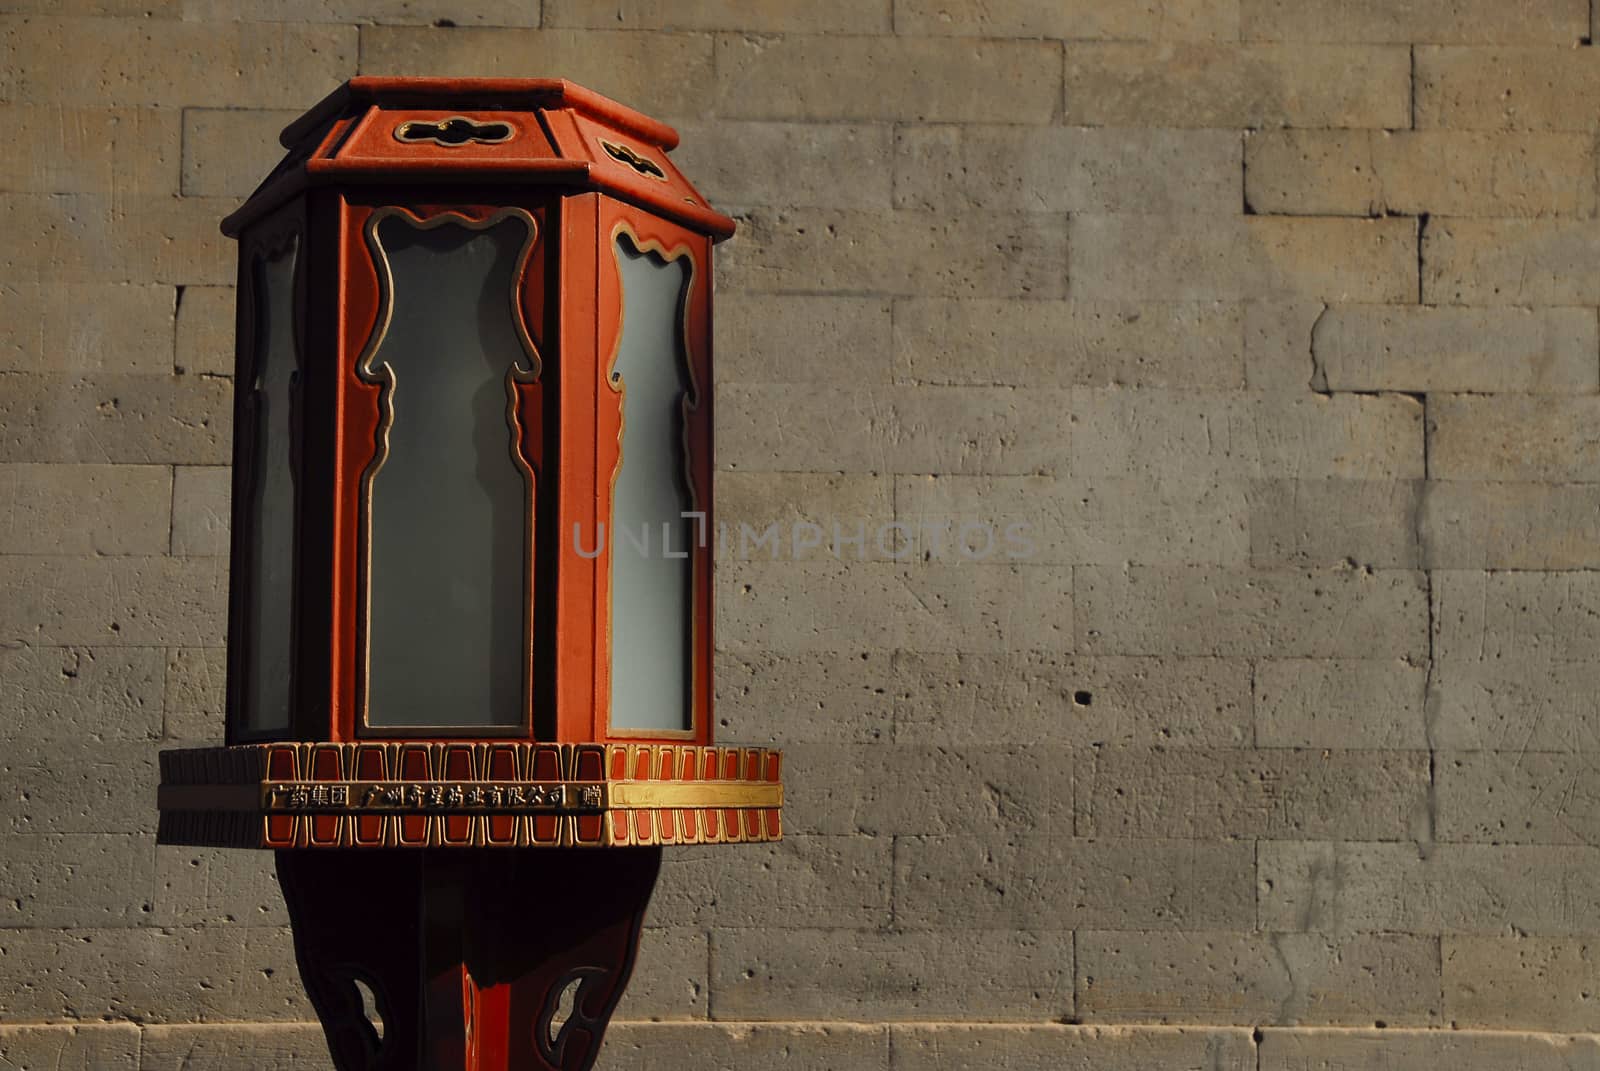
157 742 782 849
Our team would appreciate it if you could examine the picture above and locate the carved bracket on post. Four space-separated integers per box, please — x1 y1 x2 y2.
277 847 662 1071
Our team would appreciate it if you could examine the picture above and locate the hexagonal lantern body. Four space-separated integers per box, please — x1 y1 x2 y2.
155 79 781 1071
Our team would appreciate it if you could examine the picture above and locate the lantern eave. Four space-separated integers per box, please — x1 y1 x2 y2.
284 76 683 152
222 76 736 241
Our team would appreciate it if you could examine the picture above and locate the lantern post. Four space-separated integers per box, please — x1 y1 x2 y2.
155 77 782 1071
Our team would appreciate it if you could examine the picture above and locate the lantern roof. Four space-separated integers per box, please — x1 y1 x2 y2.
222 76 736 241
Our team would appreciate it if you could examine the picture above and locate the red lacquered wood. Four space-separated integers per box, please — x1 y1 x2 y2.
573 747 606 846
397 746 430 846
484 746 518 846
554 194 602 747
441 746 474 845
530 747 562 845
264 746 298 847
353 746 386 845
309 745 344 846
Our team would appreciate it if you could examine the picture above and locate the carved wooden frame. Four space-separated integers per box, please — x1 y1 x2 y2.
348 205 544 738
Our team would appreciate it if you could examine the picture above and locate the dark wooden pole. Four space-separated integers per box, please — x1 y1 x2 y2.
276 847 662 1070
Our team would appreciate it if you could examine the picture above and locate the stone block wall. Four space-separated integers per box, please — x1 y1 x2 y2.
3 1 1599 1066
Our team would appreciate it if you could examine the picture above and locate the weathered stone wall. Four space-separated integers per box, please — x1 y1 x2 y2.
3 1 1599 1067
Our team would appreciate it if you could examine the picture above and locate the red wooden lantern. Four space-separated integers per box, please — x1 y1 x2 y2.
155 78 782 1071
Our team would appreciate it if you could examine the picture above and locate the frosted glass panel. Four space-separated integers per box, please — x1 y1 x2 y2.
609 236 694 733
363 214 533 728
245 242 298 732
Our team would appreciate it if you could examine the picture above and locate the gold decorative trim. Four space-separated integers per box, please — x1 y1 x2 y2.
159 778 782 814
602 222 704 742
353 207 542 736
608 781 782 809
159 780 608 813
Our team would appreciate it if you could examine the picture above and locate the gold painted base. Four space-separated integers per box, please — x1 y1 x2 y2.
157 742 782 849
